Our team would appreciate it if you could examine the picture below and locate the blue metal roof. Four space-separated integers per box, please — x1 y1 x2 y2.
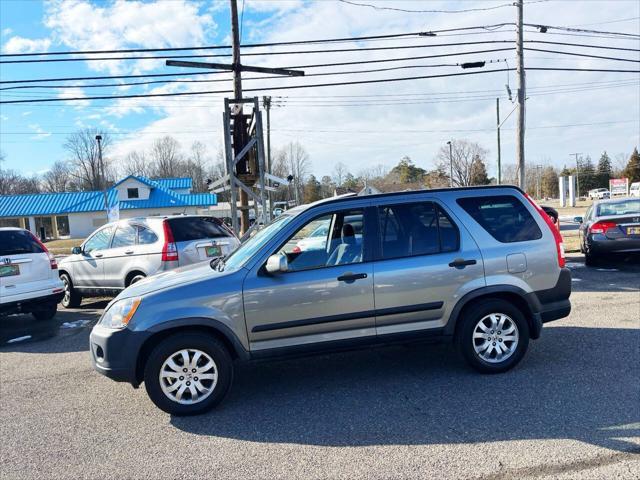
152 177 192 190
0 177 216 218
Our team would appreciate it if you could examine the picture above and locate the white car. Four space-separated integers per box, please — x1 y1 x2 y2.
588 188 610 200
630 182 640 197
0 228 64 321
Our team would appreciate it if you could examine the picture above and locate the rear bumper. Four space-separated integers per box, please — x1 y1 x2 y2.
588 237 640 254
0 290 64 316
527 267 572 331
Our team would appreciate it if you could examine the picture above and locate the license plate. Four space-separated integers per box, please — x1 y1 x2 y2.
627 227 640 235
205 245 222 257
0 264 20 277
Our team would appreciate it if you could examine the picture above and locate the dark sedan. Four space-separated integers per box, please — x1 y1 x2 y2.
576 198 640 266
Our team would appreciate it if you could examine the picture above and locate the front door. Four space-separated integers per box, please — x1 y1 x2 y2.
73 225 114 288
372 200 484 336
243 208 375 352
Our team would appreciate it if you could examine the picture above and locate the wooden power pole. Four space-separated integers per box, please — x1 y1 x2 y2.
496 98 501 185
515 0 526 189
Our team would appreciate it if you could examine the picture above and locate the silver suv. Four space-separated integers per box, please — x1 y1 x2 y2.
59 215 239 307
90 186 571 415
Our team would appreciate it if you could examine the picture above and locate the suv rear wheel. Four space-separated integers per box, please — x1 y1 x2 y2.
144 333 233 416
32 303 57 321
458 299 530 373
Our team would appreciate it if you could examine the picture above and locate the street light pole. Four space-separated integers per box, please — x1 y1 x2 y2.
447 141 453 187
96 134 108 214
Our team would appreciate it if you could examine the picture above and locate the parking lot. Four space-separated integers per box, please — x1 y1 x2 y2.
0 254 638 479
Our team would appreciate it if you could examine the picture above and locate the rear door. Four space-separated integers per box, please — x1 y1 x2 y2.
0 230 52 300
73 226 113 287
102 223 137 288
167 216 238 266
371 199 484 336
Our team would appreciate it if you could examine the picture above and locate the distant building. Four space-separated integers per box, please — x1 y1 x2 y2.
0 175 217 239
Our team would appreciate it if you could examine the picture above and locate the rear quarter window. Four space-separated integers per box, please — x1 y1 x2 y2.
0 230 45 256
168 217 230 242
457 195 542 243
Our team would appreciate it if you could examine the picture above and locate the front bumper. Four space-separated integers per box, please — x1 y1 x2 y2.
0 291 65 316
90 325 149 387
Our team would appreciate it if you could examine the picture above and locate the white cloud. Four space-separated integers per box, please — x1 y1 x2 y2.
44 0 216 74
2 36 51 54
2 28 13 36
57 87 90 108
21 111 32 117
28 124 52 139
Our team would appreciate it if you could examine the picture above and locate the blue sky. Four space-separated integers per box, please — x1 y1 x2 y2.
0 0 639 180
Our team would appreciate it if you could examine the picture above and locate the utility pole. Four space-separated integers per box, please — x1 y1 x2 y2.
263 95 272 215
571 152 582 197
515 0 526 189
447 140 453 187
96 134 109 215
229 0 251 235
496 98 501 185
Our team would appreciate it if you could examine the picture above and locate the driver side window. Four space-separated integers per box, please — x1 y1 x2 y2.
84 226 113 253
275 209 365 272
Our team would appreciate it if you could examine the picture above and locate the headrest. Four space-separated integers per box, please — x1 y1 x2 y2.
342 223 356 244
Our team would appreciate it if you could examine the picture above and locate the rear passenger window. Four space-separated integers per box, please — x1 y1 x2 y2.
168 217 229 242
137 226 158 245
378 202 460 259
111 224 137 248
457 195 542 243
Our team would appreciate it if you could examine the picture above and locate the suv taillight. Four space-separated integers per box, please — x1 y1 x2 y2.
29 232 58 269
525 194 565 268
589 221 617 235
161 220 179 262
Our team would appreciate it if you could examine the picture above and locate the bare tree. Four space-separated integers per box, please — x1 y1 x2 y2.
64 128 112 190
186 141 208 192
283 142 310 204
436 139 489 187
42 160 75 192
150 136 182 177
121 151 154 177
332 162 348 187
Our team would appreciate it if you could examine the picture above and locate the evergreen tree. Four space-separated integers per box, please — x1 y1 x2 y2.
578 155 597 195
597 151 612 188
303 175 322 203
560 165 572 177
389 156 426 183
622 147 640 183
541 166 559 198
469 156 490 185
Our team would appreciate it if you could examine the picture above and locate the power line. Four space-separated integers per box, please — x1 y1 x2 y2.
336 0 516 14
524 22 640 38
2 66 639 105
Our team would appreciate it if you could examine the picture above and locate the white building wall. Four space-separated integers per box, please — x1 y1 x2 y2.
115 178 151 201
68 212 108 238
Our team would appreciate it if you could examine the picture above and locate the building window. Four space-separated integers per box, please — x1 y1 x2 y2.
127 188 139 199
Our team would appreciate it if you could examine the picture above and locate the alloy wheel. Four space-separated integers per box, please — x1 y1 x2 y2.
159 349 218 405
472 313 519 364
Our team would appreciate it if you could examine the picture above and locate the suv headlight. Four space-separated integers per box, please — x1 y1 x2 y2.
99 297 141 329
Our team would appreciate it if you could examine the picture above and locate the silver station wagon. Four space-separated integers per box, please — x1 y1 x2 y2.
89 186 571 415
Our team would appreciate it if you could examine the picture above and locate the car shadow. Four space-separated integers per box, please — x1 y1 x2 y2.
0 299 106 353
566 253 640 293
171 326 640 453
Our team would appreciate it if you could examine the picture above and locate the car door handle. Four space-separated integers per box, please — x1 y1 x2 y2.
448 258 477 268
337 272 368 283
93 252 103 258
124 250 134 255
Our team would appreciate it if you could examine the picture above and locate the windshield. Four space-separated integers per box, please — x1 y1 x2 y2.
221 215 295 270
597 200 640 217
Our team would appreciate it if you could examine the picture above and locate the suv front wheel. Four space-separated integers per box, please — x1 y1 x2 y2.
458 299 530 373
144 333 233 416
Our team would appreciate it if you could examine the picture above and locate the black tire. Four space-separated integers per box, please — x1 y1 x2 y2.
457 299 530 374
584 251 597 267
127 273 145 287
60 273 82 308
32 303 57 321
144 333 233 416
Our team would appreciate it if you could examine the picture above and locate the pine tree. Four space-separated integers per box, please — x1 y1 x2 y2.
622 147 640 183
303 175 322 203
579 155 597 195
597 151 612 188
469 156 490 185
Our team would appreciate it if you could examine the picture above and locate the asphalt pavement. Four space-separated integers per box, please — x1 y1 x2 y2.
1 255 638 479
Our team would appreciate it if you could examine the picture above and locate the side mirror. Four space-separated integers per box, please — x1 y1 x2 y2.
71 246 82 255
265 254 288 273
573 216 583 223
